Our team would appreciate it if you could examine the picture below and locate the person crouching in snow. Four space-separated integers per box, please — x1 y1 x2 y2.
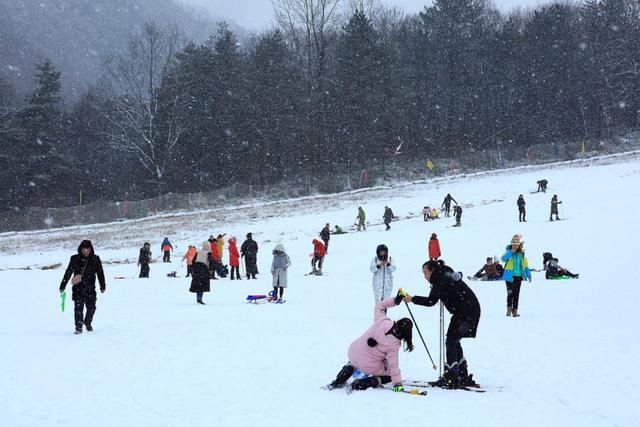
326 293 413 392
271 244 291 301
311 239 325 275
474 257 501 281
428 233 441 260
403 260 481 388
371 244 395 302
190 242 213 305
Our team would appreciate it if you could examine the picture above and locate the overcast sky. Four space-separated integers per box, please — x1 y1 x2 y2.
177 0 553 30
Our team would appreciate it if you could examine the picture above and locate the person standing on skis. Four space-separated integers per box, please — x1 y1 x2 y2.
441 193 457 217
371 244 396 302
403 259 481 389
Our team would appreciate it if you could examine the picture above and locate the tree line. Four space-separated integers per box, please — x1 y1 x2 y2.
0 0 638 210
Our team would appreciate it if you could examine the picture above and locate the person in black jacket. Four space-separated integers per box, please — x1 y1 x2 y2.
404 260 481 388
59 240 106 334
190 242 213 304
320 223 330 253
383 207 395 231
441 194 457 217
138 242 151 278
452 205 463 227
517 194 526 222
240 232 259 279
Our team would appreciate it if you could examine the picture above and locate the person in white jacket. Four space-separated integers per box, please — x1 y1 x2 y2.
271 244 291 302
370 244 396 302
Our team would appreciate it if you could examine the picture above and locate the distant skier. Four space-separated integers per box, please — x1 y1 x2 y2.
441 193 457 217
550 195 562 221
370 244 396 302
403 259 481 388
271 244 291 302
428 233 441 260
536 179 548 193
190 242 213 305
501 234 532 317
452 205 463 227
228 237 241 280
310 239 326 275
138 242 152 278
517 194 526 222
182 245 197 277
325 294 413 392
473 257 501 281
161 237 173 262
320 223 330 253
383 206 395 231
356 207 366 231
59 240 106 334
241 233 259 279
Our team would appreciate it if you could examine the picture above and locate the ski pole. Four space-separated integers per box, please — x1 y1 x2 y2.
401 295 437 370
60 291 67 312
438 301 444 376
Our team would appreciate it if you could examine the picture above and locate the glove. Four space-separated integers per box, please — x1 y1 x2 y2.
394 288 407 305
393 384 404 392
367 338 378 347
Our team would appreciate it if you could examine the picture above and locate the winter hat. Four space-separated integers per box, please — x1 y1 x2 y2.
510 234 522 245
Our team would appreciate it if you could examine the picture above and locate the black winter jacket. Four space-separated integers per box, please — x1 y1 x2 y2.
412 266 480 322
241 239 258 257
60 252 106 300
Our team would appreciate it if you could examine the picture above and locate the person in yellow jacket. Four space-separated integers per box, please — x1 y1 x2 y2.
216 234 226 263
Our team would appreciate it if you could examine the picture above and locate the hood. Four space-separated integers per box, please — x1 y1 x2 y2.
273 244 286 255
202 241 211 251
77 240 94 256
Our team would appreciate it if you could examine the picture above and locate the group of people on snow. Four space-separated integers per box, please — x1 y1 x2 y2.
516 179 563 222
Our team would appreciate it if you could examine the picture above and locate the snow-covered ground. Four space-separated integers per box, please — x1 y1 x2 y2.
2 154 639 426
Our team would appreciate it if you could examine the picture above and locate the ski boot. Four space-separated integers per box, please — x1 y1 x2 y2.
350 376 381 391
433 364 463 389
459 359 478 387
325 364 356 389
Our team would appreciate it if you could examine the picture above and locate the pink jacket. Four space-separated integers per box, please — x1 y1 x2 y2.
347 298 403 384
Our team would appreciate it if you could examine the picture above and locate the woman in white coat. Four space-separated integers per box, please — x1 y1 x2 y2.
370 244 396 302
271 244 291 302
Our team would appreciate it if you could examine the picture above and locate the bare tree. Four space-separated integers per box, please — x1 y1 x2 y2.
103 22 190 194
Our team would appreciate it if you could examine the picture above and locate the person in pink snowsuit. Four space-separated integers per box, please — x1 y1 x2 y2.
326 295 414 392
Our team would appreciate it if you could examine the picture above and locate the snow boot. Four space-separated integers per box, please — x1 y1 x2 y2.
506 306 512 316
512 308 520 317
74 326 82 335
197 300 205 305
85 324 93 332
351 376 381 391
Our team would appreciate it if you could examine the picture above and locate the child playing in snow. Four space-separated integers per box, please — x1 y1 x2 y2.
311 239 325 275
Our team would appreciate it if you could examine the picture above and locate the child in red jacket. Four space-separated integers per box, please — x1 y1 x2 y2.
428 233 441 260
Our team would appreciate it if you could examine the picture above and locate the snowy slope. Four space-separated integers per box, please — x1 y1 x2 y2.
1 154 639 427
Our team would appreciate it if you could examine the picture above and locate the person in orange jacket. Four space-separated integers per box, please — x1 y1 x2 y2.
428 233 441 260
182 245 198 277
228 237 241 280
310 239 326 275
